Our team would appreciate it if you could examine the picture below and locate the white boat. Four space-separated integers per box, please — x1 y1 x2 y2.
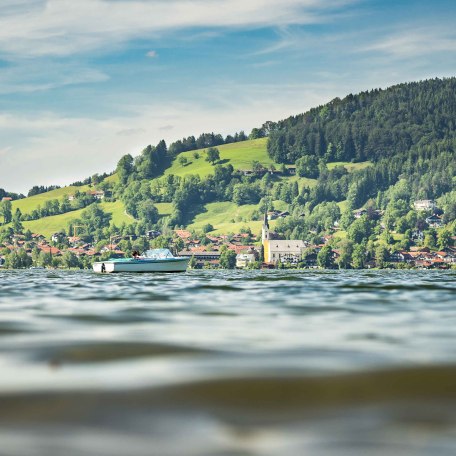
93 249 189 273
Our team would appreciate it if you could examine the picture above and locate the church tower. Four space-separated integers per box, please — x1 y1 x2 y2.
262 212 270 262
262 212 270 242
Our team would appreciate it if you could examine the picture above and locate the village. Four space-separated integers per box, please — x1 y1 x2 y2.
0 197 455 270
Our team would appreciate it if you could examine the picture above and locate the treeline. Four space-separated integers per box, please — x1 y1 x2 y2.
70 171 112 187
168 130 248 155
0 188 25 201
20 191 101 222
268 77 456 164
27 185 61 197
115 129 253 186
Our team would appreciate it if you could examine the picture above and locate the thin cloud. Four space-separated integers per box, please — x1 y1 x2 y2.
0 62 109 94
360 26 456 58
0 0 358 58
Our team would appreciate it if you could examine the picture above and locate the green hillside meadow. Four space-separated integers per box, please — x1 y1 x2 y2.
10 137 373 237
12 185 90 215
21 201 130 237
164 138 275 178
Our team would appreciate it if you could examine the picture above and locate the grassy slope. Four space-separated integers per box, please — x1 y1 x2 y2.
22 209 86 237
21 201 132 237
187 201 280 236
12 139 374 237
155 203 173 216
12 185 90 215
327 161 373 172
164 138 277 178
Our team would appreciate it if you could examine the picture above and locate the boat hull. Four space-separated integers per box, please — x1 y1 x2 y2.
93 258 189 273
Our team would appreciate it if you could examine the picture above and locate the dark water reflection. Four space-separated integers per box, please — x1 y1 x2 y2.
0 269 455 455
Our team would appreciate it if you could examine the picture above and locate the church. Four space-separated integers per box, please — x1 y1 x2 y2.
262 213 307 265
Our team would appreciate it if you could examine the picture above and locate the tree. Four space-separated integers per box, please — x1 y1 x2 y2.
193 152 200 160
5 249 32 269
317 245 333 268
220 247 237 269
137 201 159 224
206 147 220 165
39 250 54 268
202 223 214 234
189 255 197 269
178 156 188 167
296 156 319 178
252 160 264 175
249 127 266 140
424 230 437 249
352 244 366 269
0 200 12 224
438 229 452 250
116 154 134 185
348 216 372 244
12 208 23 233
340 203 355 230
232 183 261 205
62 251 80 269
375 245 389 269
336 239 353 269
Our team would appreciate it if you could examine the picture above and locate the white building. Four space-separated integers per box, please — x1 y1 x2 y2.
414 200 436 212
268 241 307 264
236 253 256 268
262 213 306 264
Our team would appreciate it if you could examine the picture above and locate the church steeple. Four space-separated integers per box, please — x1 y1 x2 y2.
262 212 269 243
263 211 269 229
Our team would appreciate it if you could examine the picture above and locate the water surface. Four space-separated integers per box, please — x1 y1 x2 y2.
0 270 455 455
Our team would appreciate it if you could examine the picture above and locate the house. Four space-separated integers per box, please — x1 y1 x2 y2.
414 200 436 212
287 166 297 175
68 194 76 201
89 190 105 200
186 239 201 248
147 230 162 239
239 169 254 176
425 214 443 228
1 197 12 202
354 209 367 219
411 230 425 242
179 250 221 261
267 210 280 221
236 253 256 269
227 244 257 255
174 229 192 240
100 244 120 253
68 236 82 245
37 245 61 256
389 251 408 262
178 250 221 268
51 232 64 243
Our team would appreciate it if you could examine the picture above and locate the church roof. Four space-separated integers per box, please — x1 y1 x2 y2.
269 240 306 252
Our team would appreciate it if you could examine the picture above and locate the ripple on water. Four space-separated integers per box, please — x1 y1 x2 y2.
0 269 456 455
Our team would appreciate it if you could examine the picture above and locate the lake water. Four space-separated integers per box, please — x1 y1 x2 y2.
0 269 455 455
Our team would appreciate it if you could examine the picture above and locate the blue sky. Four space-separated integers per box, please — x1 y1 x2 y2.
1 0 455 193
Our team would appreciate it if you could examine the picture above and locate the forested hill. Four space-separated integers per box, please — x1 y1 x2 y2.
2 77 455 250
268 78 456 164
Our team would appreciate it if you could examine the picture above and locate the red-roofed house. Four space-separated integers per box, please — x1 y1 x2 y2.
174 230 192 240
37 245 61 255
